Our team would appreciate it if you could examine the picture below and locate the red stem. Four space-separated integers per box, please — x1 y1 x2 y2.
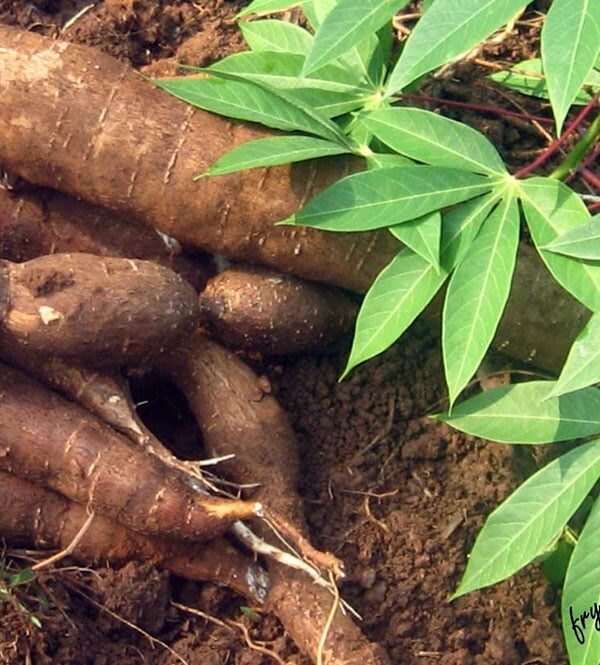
565 141 600 183
515 93 600 178
589 202 600 213
581 167 600 190
400 93 554 125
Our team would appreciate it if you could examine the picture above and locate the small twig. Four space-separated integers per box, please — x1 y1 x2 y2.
31 511 95 572
399 93 554 125
517 93 600 178
61 3 96 31
316 571 341 665
65 581 188 665
172 601 285 665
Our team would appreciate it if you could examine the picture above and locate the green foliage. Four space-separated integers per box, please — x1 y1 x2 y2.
541 0 600 133
451 438 600 597
0 559 43 629
157 3 600 662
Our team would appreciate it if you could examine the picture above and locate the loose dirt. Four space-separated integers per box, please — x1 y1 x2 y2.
0 2 568 663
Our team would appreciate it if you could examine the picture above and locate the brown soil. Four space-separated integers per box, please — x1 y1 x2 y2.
0 2 570 664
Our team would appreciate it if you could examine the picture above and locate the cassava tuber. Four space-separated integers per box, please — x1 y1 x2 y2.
0 24 591 373
0 24 390 293
0 471 268 603
0 186 215 291
157 333 391 665
0 252 199 366
0 362 259 542
199 264 358 354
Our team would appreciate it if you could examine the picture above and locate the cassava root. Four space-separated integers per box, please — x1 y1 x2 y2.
0 24 592 372
199 264 358 354
0 362 259 542
0 471 269 604
157 333 390 665
0 252 200 366
0 186 215 291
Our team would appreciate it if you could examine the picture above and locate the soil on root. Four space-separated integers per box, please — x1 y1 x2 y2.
0 1 571 664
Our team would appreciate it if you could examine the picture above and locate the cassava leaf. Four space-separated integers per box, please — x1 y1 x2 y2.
240 19 314 54
366 153 414 168
443 194 519 405
541 0 600 133
453 439 600 598
438 381 600 443
386 0 529 95
520 178 600 310
208 51 371 94
302 0 409 75
389 211 441 270
303 0 384 82
362 107 506 174
201 136 350 177
286 166 494 231
237 0 302 18
341 248 448 378
155 77 343 142
490 59 600 105
543 214 600 260
343 194 498 375
548 312 600 399
286 87 371 117
562 495 600 664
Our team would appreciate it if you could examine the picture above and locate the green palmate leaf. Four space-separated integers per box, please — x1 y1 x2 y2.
286 87 371 117
541 0 600 133
562 494 600 664
389 211 441 270
302 0 409 75
543 214 600 260
548 312 600 399
240 20 314 54
490 59 600 105
156 76 345 144
362 107 506 174
237 0 301 18
386 0 529 94
453 439 600 598
201 136 350 177
520 178 600 310
208 51 371 94
443 194 519 405
303 0 384 83
438 381 600 443
342 248 448 378
366 153 414 168
287 166 494 231
343 193 498 375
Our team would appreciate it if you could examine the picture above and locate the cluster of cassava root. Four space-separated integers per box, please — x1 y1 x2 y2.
0 23 390 665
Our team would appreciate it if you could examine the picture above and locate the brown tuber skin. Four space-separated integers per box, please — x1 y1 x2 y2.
0 25 592 372
158 333 391 665
0 471 268 603
0 186 215 291
0 25 391 294
0 252 200 366
0 363 259 543
199 264 358 354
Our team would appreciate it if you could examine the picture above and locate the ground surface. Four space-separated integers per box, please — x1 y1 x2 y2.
0 1 574 663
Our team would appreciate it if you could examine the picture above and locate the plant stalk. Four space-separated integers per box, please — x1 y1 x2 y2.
550 110 600 181
515 93 599 179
